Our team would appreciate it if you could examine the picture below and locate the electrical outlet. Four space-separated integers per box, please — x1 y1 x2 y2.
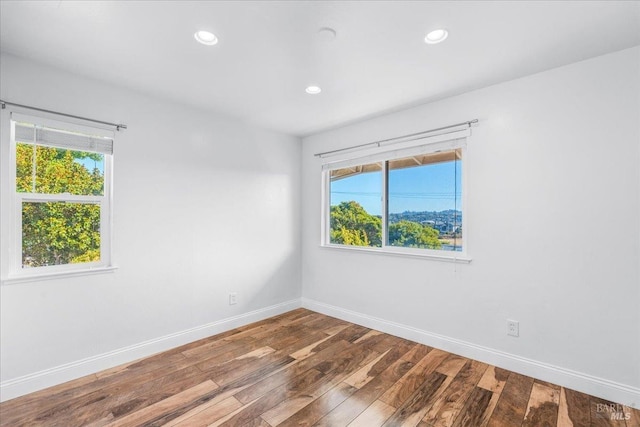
507 319 519 337
228 292 237 305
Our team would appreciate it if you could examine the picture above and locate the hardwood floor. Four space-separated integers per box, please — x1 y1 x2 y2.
1 308 638 427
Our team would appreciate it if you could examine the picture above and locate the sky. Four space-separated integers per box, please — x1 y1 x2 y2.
330 160 461 216
74 156 104 174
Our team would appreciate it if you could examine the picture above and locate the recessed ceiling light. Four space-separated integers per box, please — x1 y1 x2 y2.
305 86 322 95
317 27 337 42
194 30 218 46
424 29 448 44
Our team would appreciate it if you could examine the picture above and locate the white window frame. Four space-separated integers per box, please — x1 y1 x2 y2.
1 109 116 284
320 129 471 262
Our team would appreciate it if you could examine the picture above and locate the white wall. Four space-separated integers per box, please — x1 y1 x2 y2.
301 47 640 405
0 53 302 400
1 46 638 406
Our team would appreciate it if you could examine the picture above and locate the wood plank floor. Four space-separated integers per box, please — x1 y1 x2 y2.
1 309 638 427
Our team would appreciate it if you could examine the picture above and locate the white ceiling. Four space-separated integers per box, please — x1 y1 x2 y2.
1 1 639 136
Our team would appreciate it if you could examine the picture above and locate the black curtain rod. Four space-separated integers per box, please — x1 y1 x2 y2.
314 119 477 158
1 99 127 131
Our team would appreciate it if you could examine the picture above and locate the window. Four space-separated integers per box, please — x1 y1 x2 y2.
322 133 468 260
3 112 114 279
329 162 383 247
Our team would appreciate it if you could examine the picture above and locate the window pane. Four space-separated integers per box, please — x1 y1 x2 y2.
16 143 104 196
387 149 462 251
22 202 101 268
329 163 382 247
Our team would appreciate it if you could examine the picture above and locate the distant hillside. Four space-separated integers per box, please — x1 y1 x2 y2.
389 210 462 233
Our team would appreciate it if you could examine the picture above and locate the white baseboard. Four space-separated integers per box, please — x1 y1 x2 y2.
301 297 639 409
4 297 638 409
0 299 302 403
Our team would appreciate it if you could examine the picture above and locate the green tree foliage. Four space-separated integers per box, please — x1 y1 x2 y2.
388 220 441 249
330 201 382 247
330 200 442 249
17 143 103 267
331 226 371 246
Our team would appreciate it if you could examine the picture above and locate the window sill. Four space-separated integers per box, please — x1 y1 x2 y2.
2 266 118 285
320 244 472 263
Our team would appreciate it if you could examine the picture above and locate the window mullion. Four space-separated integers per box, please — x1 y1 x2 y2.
382 160 388 248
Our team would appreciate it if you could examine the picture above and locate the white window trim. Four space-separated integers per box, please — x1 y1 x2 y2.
1 108 115 284
320 128 471 262
2 266 118 286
